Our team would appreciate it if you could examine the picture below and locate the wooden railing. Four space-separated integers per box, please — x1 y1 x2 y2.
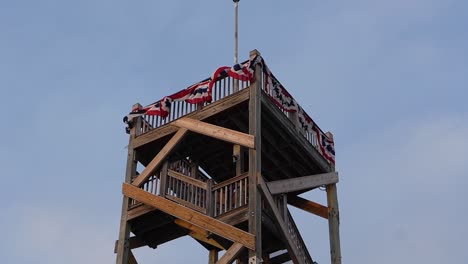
164 169 209 214
211 173 249 217
137 75 250 136
129 169 161 209
169 159 210 182
261 85 323 162
286 210 313 264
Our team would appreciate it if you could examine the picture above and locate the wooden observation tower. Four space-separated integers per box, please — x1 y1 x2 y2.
115 50 342 264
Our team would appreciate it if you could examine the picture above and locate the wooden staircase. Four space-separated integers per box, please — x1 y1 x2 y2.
124 158 315 264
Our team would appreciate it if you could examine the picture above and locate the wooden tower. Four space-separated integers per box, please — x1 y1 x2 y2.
115 50 341 264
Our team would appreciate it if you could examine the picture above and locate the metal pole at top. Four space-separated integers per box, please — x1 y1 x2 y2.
234 0 239 64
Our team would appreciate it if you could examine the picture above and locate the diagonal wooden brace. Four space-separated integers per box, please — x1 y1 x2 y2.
131 128 188 187
122 183 255 250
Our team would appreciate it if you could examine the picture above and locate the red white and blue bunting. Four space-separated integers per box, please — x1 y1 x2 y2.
123 55 335 163
123 59 256 125
261 62 335 163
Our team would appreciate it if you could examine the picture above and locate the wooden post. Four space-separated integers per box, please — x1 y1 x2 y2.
116 103 141 264
159 161 169 198
326 132 341 264
207 179 214 217
233 144 242 176
208 249 218 264
248 49 262 264
233 144 243 264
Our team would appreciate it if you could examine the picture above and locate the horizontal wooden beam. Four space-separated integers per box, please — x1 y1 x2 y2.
257 176 301 264
167 169 208 189
216 242 244 264
174 219 225 250
288 195 328 220
114 236 146 253
122 183 255 250
266 172 338 195
172 118 254 149
131 128 188 187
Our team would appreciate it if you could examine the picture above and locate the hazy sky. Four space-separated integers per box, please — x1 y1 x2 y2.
1 0 467 263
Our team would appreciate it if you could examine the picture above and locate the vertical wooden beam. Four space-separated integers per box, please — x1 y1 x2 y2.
209 250 219 264
233 144 244 264
159 161 169 198
233 144 242 176
326 183 341 264
207 179 214 217
248 49 262 264
325 132 342 264
116 103 141 264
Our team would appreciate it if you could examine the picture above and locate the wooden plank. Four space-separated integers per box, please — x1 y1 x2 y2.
326 183 342 264
174 219 225 250
216 242 244 264
288 195 329 219
128 250 138 264
114 236 146 253
212 173 248 191
258 176 302 264
167 169 208 189
248 49 263 264
216 205 248 226
131 128 188 187
133 88 250 148
127 204 156 220
165 194 207 214
172 118 254 149
209 250 219 264
266 172 338 195
116 104 140 264
122 183 256 250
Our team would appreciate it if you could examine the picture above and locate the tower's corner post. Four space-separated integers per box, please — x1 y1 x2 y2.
325 131 342 264
248 49 262 264
116 103 141 264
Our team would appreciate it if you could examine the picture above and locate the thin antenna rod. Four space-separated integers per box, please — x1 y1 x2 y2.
234 0 239 64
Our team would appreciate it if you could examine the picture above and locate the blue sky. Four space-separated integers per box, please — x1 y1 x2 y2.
1 0 467 263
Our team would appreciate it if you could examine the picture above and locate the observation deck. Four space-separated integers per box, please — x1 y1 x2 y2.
116 50 341 264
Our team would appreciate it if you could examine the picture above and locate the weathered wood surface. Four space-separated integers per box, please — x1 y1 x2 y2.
266 172 338 195
131 128 188 187
248 49 263 264
167 169 208 189
258 176 302 264
209 250 219 264
128 251 138 264
133 88 250 148
116 104 140 264
288 195 329 220
172 118 254 149
327 183 342 264
122 183 256 250
114 236 146 253
216 242 244 264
